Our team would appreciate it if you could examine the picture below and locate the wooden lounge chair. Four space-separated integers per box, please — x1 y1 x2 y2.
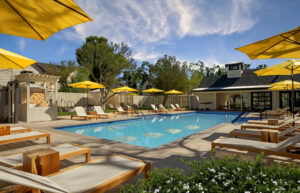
0 143 90 169
93 106 110 119
116 106 132 115
240 117 300 131
262 107 290 117
108 104 116 110
212 134 300 160
246 116 291 125
71 107 99 121
230 124 300 143
0 131 50 145
150 104 159 113
0 154 151 193
0 126 31 136
175 104 186 111
171 104 180 111
159 104 170 113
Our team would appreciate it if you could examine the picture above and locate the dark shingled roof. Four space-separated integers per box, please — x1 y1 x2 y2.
197 69 300 90
36 63 60 73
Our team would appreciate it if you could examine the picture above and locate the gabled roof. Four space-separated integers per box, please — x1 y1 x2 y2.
194 69 300 91
35 62 60 73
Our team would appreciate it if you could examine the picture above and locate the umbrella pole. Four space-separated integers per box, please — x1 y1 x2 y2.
292 69 295 119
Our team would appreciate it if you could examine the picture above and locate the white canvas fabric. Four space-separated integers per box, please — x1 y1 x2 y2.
242 117 300 129
10 126 27 132
0 131 45 142
216 134 300 151
75 106 87 116
0 166 67 193
175 104 180 108
117 106 125 112
151 104 158 111
49 155 144 193
170 104 176 110
0 143 86 167
159 104 167 112
94 106 106 114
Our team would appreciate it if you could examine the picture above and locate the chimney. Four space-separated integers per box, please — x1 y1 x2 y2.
225 62 244 78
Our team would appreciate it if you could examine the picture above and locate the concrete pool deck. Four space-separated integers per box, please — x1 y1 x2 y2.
0 111 252 192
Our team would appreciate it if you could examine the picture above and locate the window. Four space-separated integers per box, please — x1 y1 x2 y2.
251 92 272 111
229 64 239 70
280 91 300 109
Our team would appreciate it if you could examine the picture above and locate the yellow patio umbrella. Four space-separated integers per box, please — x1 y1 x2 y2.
0 0 92 40
111 86 138 104
236 26 300 59
269 80 300 90
142 88 164 105
69 81 105 108
255 60 300 116
142 88 164 93
164 90 183 95
0 48 36 69
111 86 138 93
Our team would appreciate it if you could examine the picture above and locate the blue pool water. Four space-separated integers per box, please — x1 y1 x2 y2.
57 112 240 148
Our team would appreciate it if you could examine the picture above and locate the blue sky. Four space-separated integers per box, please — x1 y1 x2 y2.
0 0 300 68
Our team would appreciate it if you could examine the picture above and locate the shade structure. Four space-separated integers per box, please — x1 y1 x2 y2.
142 88 164 93
0 48 36 69
69 81 105 108
255 60 300 116
111 86 138 93
164 90 183 95
68 81 105 89
0 0 92 40
236 26 300 59
269 80 300 90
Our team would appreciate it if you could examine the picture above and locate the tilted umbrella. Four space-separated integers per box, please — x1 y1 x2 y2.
142 88 164 105
269 80 300 90
69 81 105 108
236 26 300 59
0 0 92 40
255 60 300 117
0 48 36 69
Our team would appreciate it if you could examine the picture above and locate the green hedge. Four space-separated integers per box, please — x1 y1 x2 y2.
121 156 300 193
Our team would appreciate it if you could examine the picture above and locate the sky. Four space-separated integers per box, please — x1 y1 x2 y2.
1 0 300 68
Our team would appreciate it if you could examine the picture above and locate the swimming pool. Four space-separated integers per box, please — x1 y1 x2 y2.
57 112 240 148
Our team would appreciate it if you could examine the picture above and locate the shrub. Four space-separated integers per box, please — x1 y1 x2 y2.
121 156 300 193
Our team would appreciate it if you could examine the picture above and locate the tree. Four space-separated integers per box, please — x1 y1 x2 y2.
122 61 150 90
76 36 133 107
148 55 189 105
47 60 89 92
187 61 205 93
256 64 267 69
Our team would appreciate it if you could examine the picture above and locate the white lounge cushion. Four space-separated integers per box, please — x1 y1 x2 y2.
94 106 106 114
0 131 45 142
49 155 144 193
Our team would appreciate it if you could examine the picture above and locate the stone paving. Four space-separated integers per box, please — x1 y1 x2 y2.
0 111 249 192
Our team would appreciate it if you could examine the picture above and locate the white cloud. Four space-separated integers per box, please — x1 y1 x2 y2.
18 39 26 51
72 0 257 61
57 46 67 56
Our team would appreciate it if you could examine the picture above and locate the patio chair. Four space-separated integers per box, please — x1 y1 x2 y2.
0 131 50 145
116 106 133 115
175 104 186 111
0 143 90 169
0 154 151 193
71 106 99 121
246 116 291 125
150 104 159 113
159 104 170 113
108 104 116 110
240 117 300 131
211 134 300 160
93 106 110 119
262 107 290 117
229 124 300 143
171 104 180 111
0 126 31 136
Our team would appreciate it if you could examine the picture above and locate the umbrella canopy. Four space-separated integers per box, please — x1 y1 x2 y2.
0 0 92 40
236 26 300 59
269 80 300 90
142 88 164 93
111 86 138 93
255 60 300 76
68 81 105 89
0 48 36 69
164 90 183 95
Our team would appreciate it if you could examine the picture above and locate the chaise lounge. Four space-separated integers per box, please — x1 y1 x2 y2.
93 106 110 119
0 154 151 193
0 143 90 169
71 107 99 121
0 131 50 145
0 126 31 136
